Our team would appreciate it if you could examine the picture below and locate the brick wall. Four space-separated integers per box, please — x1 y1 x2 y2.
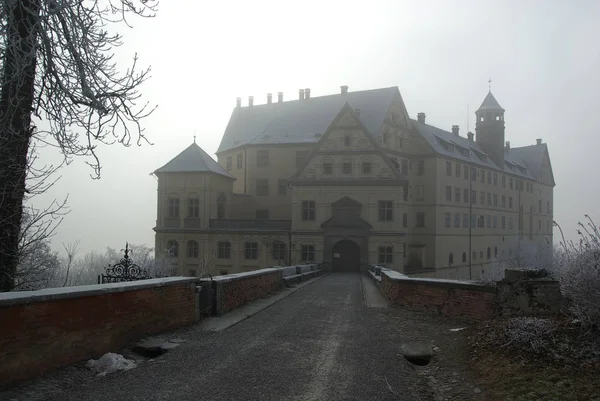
212 268 283 315
380 271 497 321
0 277 198 386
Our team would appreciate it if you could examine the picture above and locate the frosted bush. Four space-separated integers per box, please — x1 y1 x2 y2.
504 317 557 352
554 215 600 329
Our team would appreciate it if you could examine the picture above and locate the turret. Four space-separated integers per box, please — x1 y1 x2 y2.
475 90 505 168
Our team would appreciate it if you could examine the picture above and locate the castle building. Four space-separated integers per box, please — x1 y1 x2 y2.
153 85 555 279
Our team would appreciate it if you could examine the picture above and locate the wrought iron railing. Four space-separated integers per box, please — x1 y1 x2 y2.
98 243 150 284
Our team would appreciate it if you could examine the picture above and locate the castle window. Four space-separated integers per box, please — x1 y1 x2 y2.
301 245 315 261
166 240 179 257
403 213 408 227
463 213 469 228
446 161 452 176
168 196 180 218
464 165 469 179
494 246 498 258
378 246 393 264
323 161 333 175
378 200 394 221
454 213 460 228
448 253 454 266
226 156 232 171
344 135 351 146
445 212 451 228
509 196 513 209
244 242 258 260
487 247 491 260
217 193 226 219
187 240 199 258
257 150 269 167
502 216 506 229
416 212 425 227
272 241 286 261
342 161 353 174
237 153 243 169
217 241 231 259
301 200 316 221
417 160 425 175
455 187 461 203
188 195 199 218
361 160 372 174
455 163 461 177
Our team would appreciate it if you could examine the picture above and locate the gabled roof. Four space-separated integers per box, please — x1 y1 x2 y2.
507 143 554 185
477 91 504 112
321 215 372 230
332 196 362 208
289 103 403 182
217 87 399 154
154 142 235 179
411 119 536 179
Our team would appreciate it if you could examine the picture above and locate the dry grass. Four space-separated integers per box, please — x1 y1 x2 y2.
470 317 600 401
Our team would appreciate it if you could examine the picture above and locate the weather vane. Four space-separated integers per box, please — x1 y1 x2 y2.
488 78 492 91
193 130 196 143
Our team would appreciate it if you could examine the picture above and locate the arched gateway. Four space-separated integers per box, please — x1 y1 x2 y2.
332 239 360 272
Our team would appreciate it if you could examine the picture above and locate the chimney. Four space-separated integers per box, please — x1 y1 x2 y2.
278 92 283 103
417 112 426 124
467 132 474 142
267 93 272 104
248 96 254 107
536 138 542 145
236 97 241 108
340 85 348 95
305 88 310 99
505 141 510 149
299 89 305 100
452 125 459 135
354 108 360 118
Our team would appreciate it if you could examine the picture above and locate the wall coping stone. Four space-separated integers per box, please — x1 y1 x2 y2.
382 270 496 293
207 268 281 284
0 277 200 307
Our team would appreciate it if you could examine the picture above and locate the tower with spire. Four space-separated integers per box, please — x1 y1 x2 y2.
475 84 506 168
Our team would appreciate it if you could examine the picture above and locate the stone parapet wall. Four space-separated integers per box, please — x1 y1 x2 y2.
0 277 199 386
379 268 565 321
380 271 497 321
211 268 284 316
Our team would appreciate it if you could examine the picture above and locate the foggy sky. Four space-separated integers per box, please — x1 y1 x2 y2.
34 0 600 256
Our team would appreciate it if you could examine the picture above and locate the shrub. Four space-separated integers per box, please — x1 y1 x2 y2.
554 215 600 329
504 317 557 353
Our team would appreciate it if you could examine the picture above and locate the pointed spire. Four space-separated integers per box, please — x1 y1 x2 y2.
477 91 504 112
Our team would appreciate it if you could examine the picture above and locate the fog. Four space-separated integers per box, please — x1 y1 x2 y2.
32 0 600 255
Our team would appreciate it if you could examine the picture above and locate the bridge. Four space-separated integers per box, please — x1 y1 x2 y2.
0 267 559 400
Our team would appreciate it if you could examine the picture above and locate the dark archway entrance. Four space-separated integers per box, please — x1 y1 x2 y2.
332 240 360 272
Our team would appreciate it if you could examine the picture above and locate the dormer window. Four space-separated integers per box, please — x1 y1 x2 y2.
344 136 351 146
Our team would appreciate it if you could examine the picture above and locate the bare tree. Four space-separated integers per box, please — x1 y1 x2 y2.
0 0 157 291
195 249 216 278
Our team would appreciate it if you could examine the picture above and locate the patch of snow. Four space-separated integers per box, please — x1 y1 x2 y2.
450 327 468 332
85 353 136 376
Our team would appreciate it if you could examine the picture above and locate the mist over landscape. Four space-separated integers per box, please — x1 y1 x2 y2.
28 0 600 255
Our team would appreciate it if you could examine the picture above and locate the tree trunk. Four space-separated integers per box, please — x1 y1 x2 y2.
0 0 40 291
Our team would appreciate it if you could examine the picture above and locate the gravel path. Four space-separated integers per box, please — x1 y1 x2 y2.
3 273 482 401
